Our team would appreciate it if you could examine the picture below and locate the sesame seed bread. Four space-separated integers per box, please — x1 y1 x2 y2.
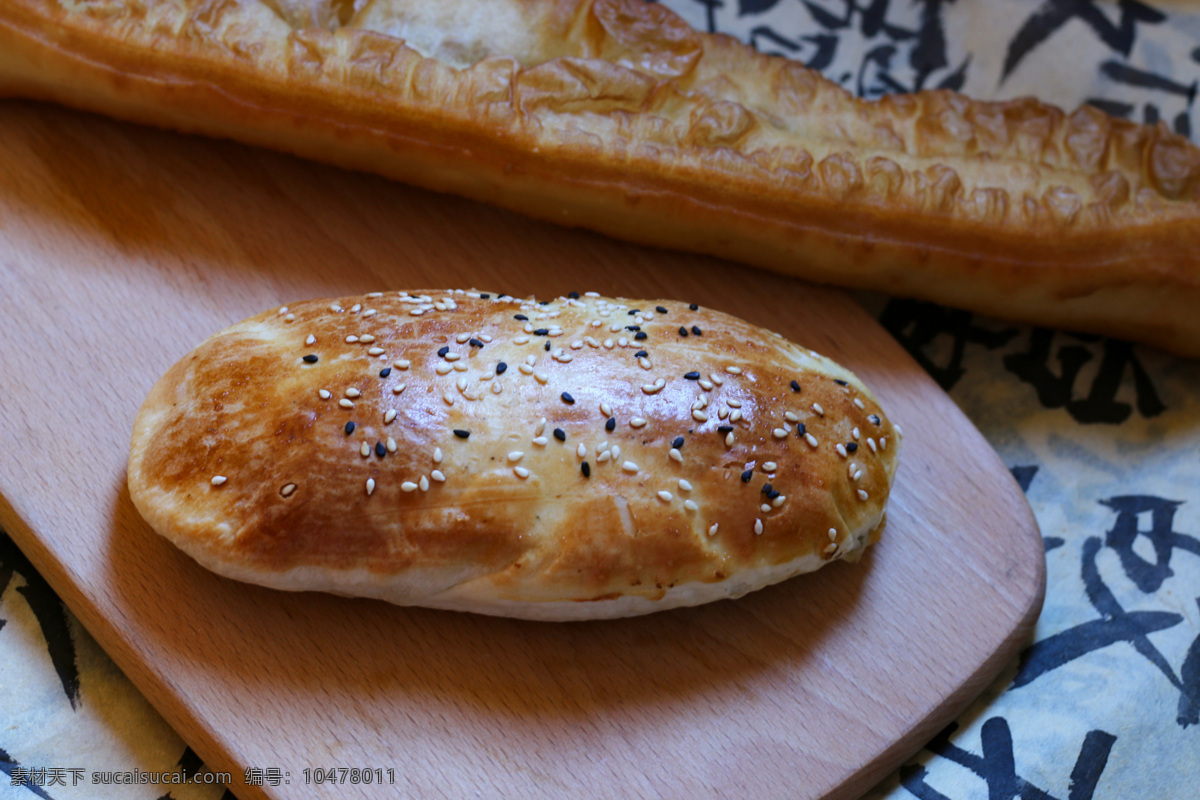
127 291 901 620
1 1 1198 356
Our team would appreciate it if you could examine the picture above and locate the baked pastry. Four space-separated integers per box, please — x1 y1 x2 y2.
1 0 1197 356
127 291 901 620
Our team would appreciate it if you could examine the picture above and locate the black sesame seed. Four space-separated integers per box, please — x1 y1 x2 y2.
344 421 356 435
540 300 551 305
581 461 591 477
606 417 616 432
635 350 649 358
796 422 806 436
553 428 566 442
718 425 733 433
545 341 552 351
469 338 483 348
767 490 781 500
673 436 685 449
437 346 450 357
634 331 648 341
689 303 699 311
761 483 774 495
534 328 550 336
684 371 701 380
515 314 528 321
626 325 640 332
691 326 702 336
741 469 753 483
846 442 859 452
656 306 668 314
480 293 491 299
561 392 575 404
790 380 801 392
496 361 508 374
628 309 640 315
834 379 848 386
375 442 386 458
869 414 881 425
302 354 319 364
569 291 580 299
453 429 470 439
679 326 689 336
379 367 392 378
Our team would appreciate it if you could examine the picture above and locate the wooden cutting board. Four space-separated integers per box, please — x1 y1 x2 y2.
0 100 1044 800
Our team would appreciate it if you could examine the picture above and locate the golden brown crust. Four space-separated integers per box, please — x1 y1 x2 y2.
2 0 1196 355
127 291 901 619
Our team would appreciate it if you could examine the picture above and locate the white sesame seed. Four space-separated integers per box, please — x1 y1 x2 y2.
571 340 583 350
773 495 786 507
431 470 445 482
453 363 467 372
854 469 863 481
692 410 708 422
630 417 647 428
514 466 530 479
708 523 719 536
611 445 621 459
684 500 699 511
730 409 742 422
609 323 622 333
387 437 397 453
854 398 865 409
824 542 838 555
785 411 800 423
618 337 628 347
401 481 417 492
445 352 461 362
528 436 546 448
319 389 331 400
622 461 639 473
857 489 869 501
392 383 406 395
281 483 296 497
534 418 547 436
575 443 587 458
805 432 819 448
525 355 537 366
699 379 714 391
657 491 673 502
638 357 652 370
725 366 742 374
278 306 288 315
394 359 410 370
669 448 683 463
725 432 734 447
754 519 764 535
210 475 227 486
345 388 361 398
811 402 825 416
879 437 887 450
763 462 777 472
383 409 397 424
515 335 529 344
442 393 454 406
518 364 534 375
433 448 443 463
848 463 858 478
508 451 524 462
600 402 613 417
479 334 492 343
836 443 848 458
456 377 467 391
436 363 453 375
678 479 693 492
350 304 362 313
727 399 742 408
894 424 904 437
597 450 611 462
339 399 354 409
718 407 729 420
523 323 534 333
409 308 425 316
360 442 371 457
359 334 375 343
331 304 343 312
456 333 471 343
363 309 377 317
867 438 877 453
366 478 375 496
710 374 725 386
598 441 610 452
305 334 316 345
345 335 359 343
828 528 838 540
772 428 788 439
761 503 772 513
585 336 600 347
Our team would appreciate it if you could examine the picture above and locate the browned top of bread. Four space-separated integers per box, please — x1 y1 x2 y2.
128 291 900 620
2 0 1198 355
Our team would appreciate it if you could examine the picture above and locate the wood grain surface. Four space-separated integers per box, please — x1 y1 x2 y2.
0 100 1045 800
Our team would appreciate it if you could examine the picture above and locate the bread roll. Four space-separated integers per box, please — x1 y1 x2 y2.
1 0 1197 356
127 291 901 620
